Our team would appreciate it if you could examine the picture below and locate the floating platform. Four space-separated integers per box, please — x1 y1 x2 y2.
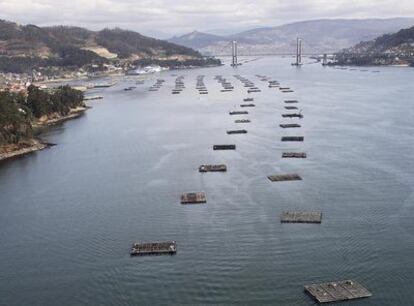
213 145 236 150
230 111 249 115
181 192 207 204
282 136 304 142
285 100 299 104
240 104 255 107
281 211 322 223
282 152 307 158
235 119 251 124
305 280 372 303
282 113 303 118
199 164 227 172
130 241 177 256
268 174 302 182
227 130 248 135
280 124 301 128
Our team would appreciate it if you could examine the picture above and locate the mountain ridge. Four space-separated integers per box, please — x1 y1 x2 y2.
168 18 414 55
0 20 209 73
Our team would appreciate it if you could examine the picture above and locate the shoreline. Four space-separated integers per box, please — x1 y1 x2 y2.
0 107 89 163
0 140 49 162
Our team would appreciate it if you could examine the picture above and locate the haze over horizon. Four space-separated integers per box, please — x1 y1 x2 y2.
1 0 414 38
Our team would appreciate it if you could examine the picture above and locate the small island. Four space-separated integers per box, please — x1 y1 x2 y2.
0 85 85 162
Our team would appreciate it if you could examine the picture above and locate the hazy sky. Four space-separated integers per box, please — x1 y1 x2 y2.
1 0 414 37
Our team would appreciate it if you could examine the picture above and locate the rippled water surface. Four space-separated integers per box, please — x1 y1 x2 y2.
1 57 414 305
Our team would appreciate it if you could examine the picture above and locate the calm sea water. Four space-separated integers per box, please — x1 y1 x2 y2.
1 57 413 306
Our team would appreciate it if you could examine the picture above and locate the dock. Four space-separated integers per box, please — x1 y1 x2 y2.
281 212 322 223
268 174 302 182
84 96 103 101
181 192 207 204
280 124 301 128
282 152 307 158
130 241 177 256
227 130 247 135
305 280 372 303
282 136 304 142
213 145 236 150
199 164 227 172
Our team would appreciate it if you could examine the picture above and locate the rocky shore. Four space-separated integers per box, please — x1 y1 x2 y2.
0 107 89 162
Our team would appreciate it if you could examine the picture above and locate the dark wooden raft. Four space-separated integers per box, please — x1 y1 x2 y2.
213 145 236 150
227 130 248 135
305 280 372 303
280 124 301 128
230 111 249 115
282 136 304 142
281 212 322 223
181 192 207 204
282 152 307 158
268 174 302 182
282 113 303 118
199 164 227 172
130 241 177 256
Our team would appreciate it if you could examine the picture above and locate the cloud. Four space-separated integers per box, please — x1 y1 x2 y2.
0 0 413 37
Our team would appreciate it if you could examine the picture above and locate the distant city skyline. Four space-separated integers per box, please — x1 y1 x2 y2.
1 0 414 38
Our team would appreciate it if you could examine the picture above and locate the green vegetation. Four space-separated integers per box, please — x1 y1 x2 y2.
96 28 201 59
0 20 218 73
334 25 414 66
0 86 84 145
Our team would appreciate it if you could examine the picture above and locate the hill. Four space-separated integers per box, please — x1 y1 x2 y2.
0 20 212 73
169 18 414 55
334 26 414 66
169 31 224 49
